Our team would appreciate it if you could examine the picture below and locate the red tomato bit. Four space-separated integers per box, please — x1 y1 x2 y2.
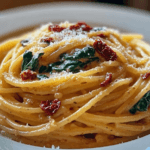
77 22 92 31
69 24 80 30
93 40 117 61
142 73 150 80
97 33 106 38
69 22 93 31
82 24 93 31
100 73 112 87
48 25 66 32
40 99 61 116
77 22 87 26
41 37 54 44
21 69 37 80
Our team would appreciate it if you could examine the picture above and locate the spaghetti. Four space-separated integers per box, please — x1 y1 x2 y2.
0 21 150 149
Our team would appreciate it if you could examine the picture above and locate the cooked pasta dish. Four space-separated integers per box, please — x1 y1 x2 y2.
0 21 150 149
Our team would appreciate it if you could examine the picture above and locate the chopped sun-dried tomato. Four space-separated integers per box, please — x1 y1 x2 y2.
21 69 37 80
97 33 106 38
77 22 87 26
100 73 112 87
82 25 93 31
77 22 92 31
69 22 93 31
93 40 117 61
48 25 66 32
69 24 80 30
41 37 54 44
40 99 61 116
142 73 150 80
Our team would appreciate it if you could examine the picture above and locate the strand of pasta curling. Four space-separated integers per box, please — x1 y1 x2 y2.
0 39 20 63
95 78 142 111
3 61 120 95
116 79 150 114
0 78 132 136
76 117 142 137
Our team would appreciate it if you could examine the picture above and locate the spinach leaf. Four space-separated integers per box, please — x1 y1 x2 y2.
46 61 63 73
51 56 99 73
39 65 47 73
61 46 95 60
37 74 49 80
38 46 100 74
129 91 150 114
52 60 83 72
22 51 32 71
79 57 99 68
22 52 44 71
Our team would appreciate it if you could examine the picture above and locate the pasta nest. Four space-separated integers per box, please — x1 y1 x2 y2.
0 21 150 149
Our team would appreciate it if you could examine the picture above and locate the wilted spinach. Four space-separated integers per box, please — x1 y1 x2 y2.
129 91 150 114
22 51 44 71
39 46 99 73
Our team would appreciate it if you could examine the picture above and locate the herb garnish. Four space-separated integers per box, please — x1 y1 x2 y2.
22 51 32 71
22 51 44 71
129 91 150 114
60 46 95 60
22 46 99 80
21 51 45 80
39 46 99 73
39 65 47 73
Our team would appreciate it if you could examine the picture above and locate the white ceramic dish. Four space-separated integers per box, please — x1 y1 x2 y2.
0 2 150 150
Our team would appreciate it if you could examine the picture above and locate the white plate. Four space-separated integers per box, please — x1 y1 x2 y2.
0 2 150 150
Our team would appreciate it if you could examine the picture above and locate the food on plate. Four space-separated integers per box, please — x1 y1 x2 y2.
0 21 150 149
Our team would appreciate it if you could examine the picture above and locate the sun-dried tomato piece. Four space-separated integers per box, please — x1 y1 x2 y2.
97 33 106 38
69 22 92 32
41 37 54 44
48 25 66 32
100 73 112 87
40 99 61 116
77 22 87 26
142 73 150 80
21 69 37 80
82 25 93 31
69 24 80 30
77 22 92 31
93 40 117 61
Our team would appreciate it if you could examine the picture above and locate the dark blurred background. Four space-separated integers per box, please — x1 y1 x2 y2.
0 0 149 11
